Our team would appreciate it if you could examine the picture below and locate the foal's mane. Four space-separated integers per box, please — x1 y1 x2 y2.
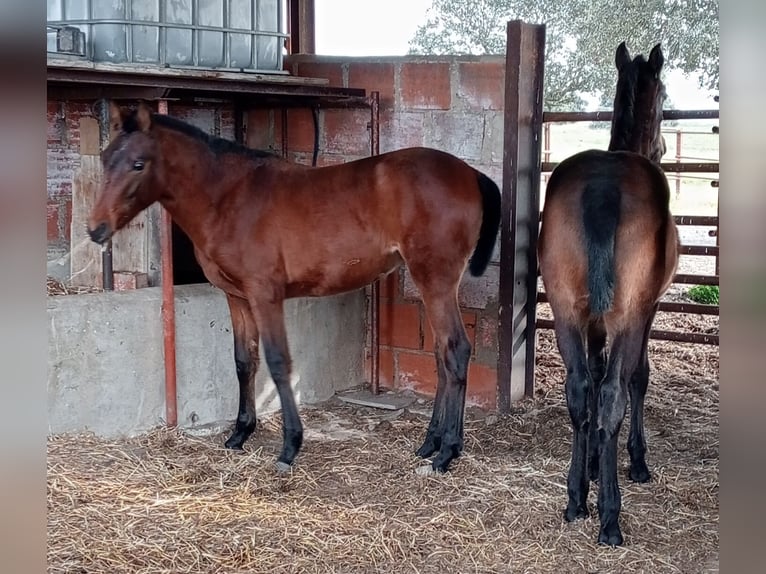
609 52 664 154
122 109 278 161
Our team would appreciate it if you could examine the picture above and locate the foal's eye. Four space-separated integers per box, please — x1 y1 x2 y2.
133 160 145 171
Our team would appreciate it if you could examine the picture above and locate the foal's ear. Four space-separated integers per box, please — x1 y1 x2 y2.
136 101 153 133
648 43 664 75
109 101 124 136
615 41 631 70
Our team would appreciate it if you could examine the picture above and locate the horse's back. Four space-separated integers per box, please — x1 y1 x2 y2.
540 149 678 328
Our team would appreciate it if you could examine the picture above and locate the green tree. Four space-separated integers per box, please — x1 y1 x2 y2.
408 0 719 111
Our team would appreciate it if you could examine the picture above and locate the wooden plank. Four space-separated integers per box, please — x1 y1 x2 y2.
47 57 330 86
69 155 103 288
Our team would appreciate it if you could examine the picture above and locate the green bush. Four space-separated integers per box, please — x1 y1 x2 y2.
687 285 719 305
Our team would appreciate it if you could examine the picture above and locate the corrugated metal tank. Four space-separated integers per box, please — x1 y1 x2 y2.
46 0 287 73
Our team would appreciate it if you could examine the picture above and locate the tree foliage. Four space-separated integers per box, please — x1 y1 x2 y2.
408 0 719 111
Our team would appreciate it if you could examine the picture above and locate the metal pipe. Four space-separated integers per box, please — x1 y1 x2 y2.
96 98 115 291
157 99 178 428
368 91 380 394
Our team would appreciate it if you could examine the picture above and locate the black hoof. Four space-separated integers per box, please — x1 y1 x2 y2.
598 527 624 547
564 504 589 522
629 462 651 483
224 434 246 450
416 436 440 459
277 429 303 467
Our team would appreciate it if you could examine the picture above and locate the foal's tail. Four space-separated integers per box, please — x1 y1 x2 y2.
582 182 621 315
468 171 502 277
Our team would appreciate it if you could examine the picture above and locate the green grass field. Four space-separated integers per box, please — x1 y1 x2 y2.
541 120 719 217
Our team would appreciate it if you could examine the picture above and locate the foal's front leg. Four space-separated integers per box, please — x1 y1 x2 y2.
224 295 260 450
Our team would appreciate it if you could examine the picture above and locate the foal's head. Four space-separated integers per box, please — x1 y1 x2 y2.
88 102 163 244
609 42 667 163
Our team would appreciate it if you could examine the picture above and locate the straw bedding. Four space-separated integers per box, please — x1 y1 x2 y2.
47 301 718 574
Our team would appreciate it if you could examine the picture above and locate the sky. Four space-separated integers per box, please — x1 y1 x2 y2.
313 0 718 111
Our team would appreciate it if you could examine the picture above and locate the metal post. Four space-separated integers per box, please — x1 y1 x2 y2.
157 99 178 428
497 21 546 411
368 91 381 394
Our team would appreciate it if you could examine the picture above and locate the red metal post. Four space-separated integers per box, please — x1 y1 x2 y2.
368 91 381 394
157 99 178 427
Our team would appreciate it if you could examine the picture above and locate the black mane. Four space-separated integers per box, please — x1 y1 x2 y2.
609 55 642 151
122 109 278 160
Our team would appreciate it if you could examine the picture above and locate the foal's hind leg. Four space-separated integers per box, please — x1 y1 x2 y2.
627 303 658 483
596 325 645 546
224 295 260 450
554 320 593 521
415 354 447 458
418 290 471 473
250 298 304 469
587 320 607 482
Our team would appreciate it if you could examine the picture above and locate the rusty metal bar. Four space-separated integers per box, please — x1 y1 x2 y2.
536 319 718 345
674 215 718 226
681 245 719 256
537 291 718 315
288 0 315 55
368 91 381 394
542 161 718 173
542 109 719 122
498 20 546 409
157 99 178 428
673 274 719 286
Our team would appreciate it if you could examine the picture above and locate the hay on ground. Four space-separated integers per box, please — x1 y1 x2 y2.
48 312 718 574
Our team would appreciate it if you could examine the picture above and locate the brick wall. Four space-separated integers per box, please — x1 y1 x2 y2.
46 55 506 408
281 55 506 409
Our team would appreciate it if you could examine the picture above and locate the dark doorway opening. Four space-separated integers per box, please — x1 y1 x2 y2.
172 222 209 285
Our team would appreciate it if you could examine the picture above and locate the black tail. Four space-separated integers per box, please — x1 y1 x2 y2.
468 171 502 277
582 182 621 314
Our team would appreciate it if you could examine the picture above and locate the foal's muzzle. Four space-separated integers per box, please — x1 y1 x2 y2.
88 222 112 245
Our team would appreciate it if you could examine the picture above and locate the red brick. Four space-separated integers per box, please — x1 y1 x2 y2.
323 109 370 156
348 62 395 107
285 108 317 153
380 269 400 301
46 202 59 241
378 348 396 390
380 301 421 350
400 62 451 110
113 272 149 291
458 61 505 110
475 314 498 352
467 362 497 409
397 350 438 394
423 311 477 353
62 198 73 241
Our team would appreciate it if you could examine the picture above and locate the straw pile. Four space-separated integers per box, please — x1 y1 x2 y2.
48 304 718 574
47 276 102 296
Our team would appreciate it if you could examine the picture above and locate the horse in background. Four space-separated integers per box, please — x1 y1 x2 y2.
538 42 679 545
87 101 501 475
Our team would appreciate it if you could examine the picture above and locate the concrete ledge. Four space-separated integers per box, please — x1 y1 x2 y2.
48 284 366 437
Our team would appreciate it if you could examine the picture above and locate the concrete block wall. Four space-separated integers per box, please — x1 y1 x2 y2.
274 55 507 409
48 284 366 437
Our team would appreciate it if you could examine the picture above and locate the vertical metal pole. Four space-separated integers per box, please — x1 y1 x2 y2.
497 21 546 411
157 99 178 428
368 91 381 394
97 99 114 290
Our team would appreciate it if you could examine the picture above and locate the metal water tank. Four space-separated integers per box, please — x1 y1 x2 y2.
46 0 287 73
